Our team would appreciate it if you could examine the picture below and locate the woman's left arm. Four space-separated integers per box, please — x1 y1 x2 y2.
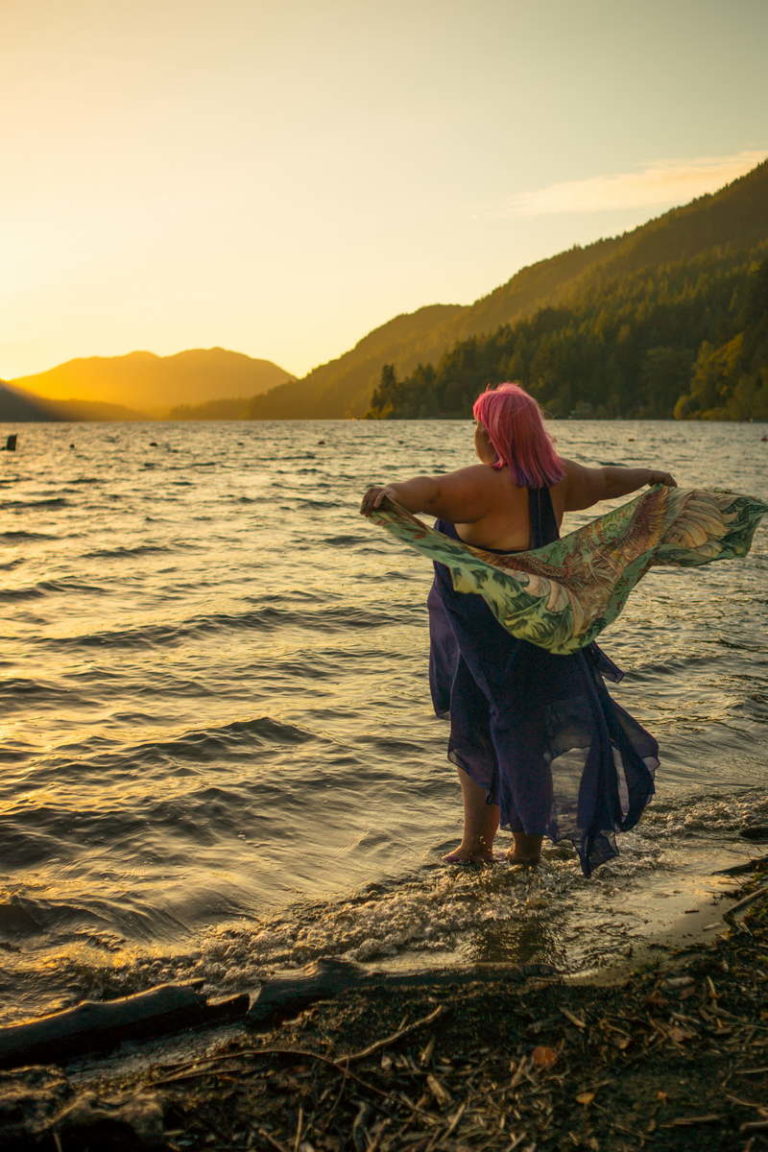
361 466 492 522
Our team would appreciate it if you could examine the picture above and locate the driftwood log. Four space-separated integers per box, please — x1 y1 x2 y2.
0 982 248 1069
0 959 556 1071
246 957 556 1024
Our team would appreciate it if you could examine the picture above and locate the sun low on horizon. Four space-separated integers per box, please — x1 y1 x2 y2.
2 0 766 389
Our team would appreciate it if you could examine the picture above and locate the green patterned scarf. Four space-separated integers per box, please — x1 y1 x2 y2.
362 486 767 655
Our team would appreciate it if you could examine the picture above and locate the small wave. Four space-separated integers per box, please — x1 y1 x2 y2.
356 734 431 755
47 715 316 775
0 531 58 542
0 895 72 936
47 603 400 649
0 891 182 943
141 716 316 761
0 743 37 765
0 578 105 602
0 826 72 869
630 652 721 678
83 543 174 559
41 577 106 594
0 497 69 510
266 453 318 462
0 783 761 1021
0 587 44 602
324 534 369 546
0 677 79 706
293 498 339 510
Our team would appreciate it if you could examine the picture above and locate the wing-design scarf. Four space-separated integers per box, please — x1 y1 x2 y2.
363 486 767 655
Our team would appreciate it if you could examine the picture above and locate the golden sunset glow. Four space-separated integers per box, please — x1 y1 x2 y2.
1 0 766 389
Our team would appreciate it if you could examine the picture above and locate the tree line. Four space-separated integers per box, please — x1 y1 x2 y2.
367 249 768 421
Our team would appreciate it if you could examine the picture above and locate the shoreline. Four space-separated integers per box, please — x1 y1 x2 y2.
3 855 767 1151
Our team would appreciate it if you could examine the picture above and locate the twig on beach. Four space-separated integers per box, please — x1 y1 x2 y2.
151 1043 393 1115
661 1114 724 1127
293 1103 304 1152
258 1127 293 1152
341 1004 445 1064
559 1007 586 1029
724 885 768 929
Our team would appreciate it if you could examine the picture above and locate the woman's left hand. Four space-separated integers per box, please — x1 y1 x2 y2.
646 470 677 487
360 485 397 514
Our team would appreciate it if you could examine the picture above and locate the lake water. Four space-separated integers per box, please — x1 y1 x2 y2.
1 419 766 1024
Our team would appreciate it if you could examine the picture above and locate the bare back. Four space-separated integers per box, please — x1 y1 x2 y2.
363 456 672 550
454 467 567 551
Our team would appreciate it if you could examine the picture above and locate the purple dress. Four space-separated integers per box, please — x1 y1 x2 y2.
428 487 659 876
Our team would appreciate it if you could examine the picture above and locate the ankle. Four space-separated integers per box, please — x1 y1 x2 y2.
510 832 543 862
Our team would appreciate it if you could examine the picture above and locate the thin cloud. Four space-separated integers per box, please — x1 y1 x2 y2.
509 151 767 216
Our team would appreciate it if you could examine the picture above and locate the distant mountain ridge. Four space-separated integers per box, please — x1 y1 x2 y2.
8 159 767 422
10 348 295 418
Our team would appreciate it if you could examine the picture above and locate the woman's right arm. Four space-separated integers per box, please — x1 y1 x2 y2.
360 466 493 521
561 459 677 511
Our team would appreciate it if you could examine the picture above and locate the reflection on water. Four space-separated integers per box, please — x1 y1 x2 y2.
0 419 766 1022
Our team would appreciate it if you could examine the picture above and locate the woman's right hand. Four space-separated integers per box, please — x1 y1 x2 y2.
360 485 398 514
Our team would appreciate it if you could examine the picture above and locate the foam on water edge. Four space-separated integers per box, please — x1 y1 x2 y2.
0 787 764 1028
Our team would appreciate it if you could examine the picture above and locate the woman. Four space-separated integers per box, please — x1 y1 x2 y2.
361 383 676 876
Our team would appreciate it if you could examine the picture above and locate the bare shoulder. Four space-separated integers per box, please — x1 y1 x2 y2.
422 464 502 523
436 464 498 492
551 457 582 496
558 457 586 480
555 457 608 511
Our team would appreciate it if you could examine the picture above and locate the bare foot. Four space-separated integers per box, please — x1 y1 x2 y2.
506 850 541 866
443 844 494 865
507 832 543 866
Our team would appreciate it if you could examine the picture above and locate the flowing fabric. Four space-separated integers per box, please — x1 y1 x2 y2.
362 485 765 875
365 486 767 655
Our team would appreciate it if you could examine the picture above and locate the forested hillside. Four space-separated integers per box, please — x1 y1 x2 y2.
369 247 768 420
0 382 60 422
246 305 465 419
258 159 768 420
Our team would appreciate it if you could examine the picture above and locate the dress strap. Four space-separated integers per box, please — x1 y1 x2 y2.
528 487 559 548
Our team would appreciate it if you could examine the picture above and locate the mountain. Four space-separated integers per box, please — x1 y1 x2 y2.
0 381 62 422
251 158 768 418
10 160 767 422
52 399 149 421
244 305 465 419
11 348 295 417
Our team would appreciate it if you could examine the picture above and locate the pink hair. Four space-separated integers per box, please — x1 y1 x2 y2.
472 383 564 488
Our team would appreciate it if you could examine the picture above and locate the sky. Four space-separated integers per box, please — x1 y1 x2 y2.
2 0 766 382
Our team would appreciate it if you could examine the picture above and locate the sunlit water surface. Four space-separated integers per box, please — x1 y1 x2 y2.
0 420 766 1023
